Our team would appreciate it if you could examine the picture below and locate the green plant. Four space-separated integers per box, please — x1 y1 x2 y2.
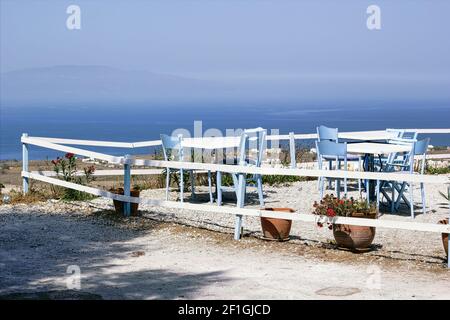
425 161 450 175
215 173 315 187
261 175 314 186
161 168 190 191
51 153 96 201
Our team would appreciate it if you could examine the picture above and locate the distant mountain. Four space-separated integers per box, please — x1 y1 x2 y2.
0 65 225 106
2 65 449 108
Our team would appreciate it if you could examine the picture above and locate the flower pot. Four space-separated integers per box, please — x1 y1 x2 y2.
260 208 295 241
332 213 376 250
439 218 448 257
110 188 140 216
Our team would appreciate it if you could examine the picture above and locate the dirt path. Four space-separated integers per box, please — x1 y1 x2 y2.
0 206 448 300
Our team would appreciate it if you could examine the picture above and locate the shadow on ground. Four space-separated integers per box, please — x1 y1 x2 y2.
0 211 229 299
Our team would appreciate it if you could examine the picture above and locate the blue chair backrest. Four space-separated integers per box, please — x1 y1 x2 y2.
400 138 430 174
160 134 183 161
237 127 266 166
317 125 338 142
316 140 347 158
413 138 430 156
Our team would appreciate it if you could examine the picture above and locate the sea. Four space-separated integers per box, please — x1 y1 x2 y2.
1 103 449 160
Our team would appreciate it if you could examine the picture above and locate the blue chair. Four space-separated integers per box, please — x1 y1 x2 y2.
316 140 348 199
391 138 430 218
217 128 266 207
377 130 419 212
161 134 213 203
316 125 361 193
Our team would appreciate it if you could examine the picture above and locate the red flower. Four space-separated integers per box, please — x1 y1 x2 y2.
339 200 345 204
65 152 75 159
326 208 336 217
86 165 95 174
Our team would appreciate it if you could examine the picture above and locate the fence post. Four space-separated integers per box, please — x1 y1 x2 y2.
234 172 245 240
289 132 296 169
22 133 29 194
448 185 449 269
123 154 131 217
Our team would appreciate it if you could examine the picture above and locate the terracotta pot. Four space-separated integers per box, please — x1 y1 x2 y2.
439 218 449 257
111 188 140 216
332 213 376 250
260 208 295 241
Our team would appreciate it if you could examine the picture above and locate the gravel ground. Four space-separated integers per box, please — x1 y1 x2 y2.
97 179 450 267
0 179 449 299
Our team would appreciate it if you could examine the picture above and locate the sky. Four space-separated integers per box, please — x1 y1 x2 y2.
1 0 449 77
1 0 450 106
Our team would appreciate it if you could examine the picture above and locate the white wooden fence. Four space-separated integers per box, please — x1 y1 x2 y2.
20 129 450 268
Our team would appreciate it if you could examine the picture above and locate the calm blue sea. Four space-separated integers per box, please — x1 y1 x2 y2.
1 103 450 160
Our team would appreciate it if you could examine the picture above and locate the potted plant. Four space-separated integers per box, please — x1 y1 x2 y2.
110 185 141 216
260 207 295 241
313 194 377 251
438 191 449 257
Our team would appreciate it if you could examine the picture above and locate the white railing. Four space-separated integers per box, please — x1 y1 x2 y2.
20 129 450 268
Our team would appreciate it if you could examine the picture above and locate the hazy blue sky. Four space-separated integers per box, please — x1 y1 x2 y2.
2 0 450 78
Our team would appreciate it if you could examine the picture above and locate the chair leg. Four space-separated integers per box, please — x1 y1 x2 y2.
256 174 264 207
336 160 341 199
165 168 170 200
391 182 396 213
366 181 370 207
420 183 426 215
358 157 362 194
376 180 380 215
394 182 407 211
344 176 347 198
208 170 213 204
394 182 410 209
328 160 333 189
409 183 414 218
217 171 222 206
190 170 195 199
180 169 184 203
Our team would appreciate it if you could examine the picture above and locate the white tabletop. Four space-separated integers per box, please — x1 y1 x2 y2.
339 131 398 141
181 137 243 149
347 142 411 155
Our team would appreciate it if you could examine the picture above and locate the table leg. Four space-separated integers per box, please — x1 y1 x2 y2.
368 154 376 202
